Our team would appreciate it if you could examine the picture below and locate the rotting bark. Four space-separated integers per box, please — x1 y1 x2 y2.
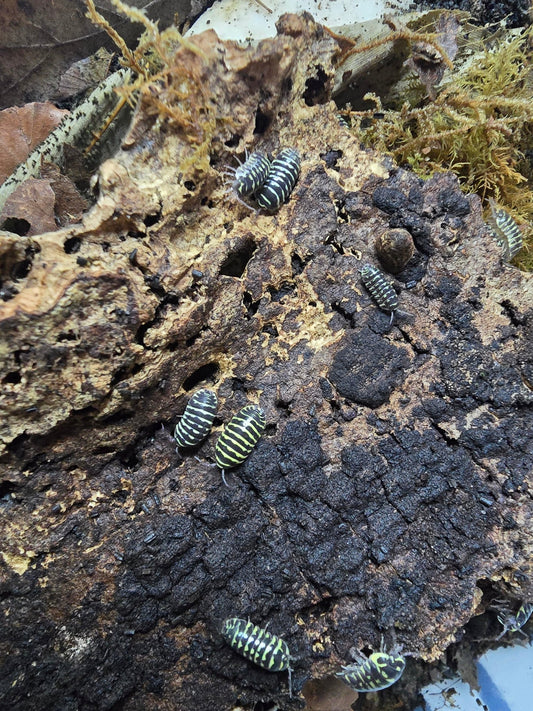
0 13 532 711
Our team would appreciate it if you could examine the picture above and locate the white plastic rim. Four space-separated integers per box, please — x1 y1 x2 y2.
186 0 414 42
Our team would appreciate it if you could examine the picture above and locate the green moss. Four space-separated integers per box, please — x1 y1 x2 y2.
86 0 217 180
349 25 533 269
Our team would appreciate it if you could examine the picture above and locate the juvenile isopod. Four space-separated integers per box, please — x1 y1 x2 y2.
256 148 300 211
360 263 399 325
215 404 265 485
174 389 217 448
337 114 350 128
221 617 293 696
487 199 524 261
336 650 406 692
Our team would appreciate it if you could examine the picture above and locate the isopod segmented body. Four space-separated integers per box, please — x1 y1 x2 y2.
174 389 217 448
487 200 524 261
256 148 300 211
336 651 406 692
360 263 399 325
337 114 350 128
215 404 265 472
232 151 272 198
221 617 293 695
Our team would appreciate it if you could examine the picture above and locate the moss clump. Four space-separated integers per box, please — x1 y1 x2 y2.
348 25 533 270
86 0 217 176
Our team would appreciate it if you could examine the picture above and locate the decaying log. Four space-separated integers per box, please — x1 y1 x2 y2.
0 13 532 711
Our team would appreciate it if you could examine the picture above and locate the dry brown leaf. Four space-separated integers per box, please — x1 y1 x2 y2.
55 47 114 101
0 102 68 183
0 178 57 235
0 0 207 109
41 163 89 226
406 12 461 99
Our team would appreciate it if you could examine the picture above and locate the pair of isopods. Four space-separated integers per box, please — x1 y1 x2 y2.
221 617 407 698
225 147 301 211
174 389 265 485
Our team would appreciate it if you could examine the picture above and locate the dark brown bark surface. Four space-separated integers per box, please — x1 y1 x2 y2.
0 14 532 711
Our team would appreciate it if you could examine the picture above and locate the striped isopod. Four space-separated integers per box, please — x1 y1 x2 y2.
215 404 265 485
337 114 350 128
174 389 217 448
256 148 300 211
336 651 406 692
231 151 272 198
360 263 399 325
487 200 524 261
221 617 293 696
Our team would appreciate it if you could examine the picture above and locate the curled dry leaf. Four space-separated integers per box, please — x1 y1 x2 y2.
405 12 461 99
0 0 196 109
55 47 115 101
0 178 57 236
40 163 89 226
0 163 88 234
0 102 68 184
